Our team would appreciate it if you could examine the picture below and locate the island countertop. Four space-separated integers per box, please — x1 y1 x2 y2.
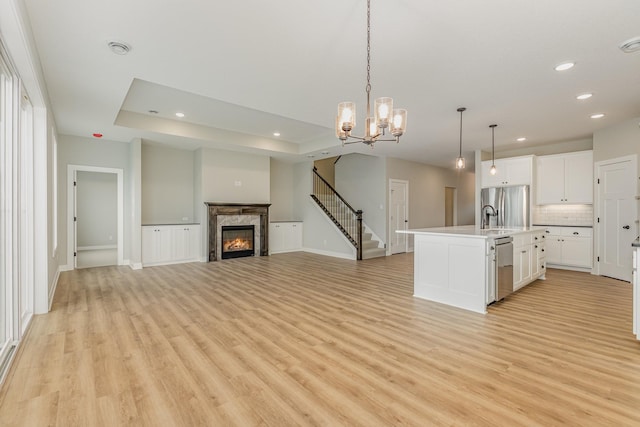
397 225 545 239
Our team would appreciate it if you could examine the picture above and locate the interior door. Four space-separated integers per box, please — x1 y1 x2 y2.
389 179 408 254
597 157 637 282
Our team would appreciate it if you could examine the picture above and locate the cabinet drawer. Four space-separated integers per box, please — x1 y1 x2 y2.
514 232 533 247
561 227 592 238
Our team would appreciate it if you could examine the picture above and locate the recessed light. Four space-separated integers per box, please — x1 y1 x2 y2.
554 62 575 71
92 133 103 138
175 112 185 118
306 154 315 158
273 132 281 137
321 151 330 155
590 113 605 119
148 109 159 114
516 137 527 142
576 93 593 100
619 36 640 53
107 41 131 55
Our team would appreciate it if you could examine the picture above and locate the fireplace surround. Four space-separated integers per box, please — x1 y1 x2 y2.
205 203 270 261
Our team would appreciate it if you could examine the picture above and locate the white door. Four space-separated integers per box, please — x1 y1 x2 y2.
389 179 408 254
597 156 637 282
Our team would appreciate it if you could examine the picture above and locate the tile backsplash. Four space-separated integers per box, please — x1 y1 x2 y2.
533 204 593 226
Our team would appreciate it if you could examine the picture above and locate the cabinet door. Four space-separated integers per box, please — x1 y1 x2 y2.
504 157 532 186
545 236 563 264
173 226 199 261
157 228 173 263
142 227 157 264
520 246 532 286
289 223 303 250
564 152 593 204
513 246 523 287
537 156 566 204
561 237 592 268
532 243 542 278
269 223 284 253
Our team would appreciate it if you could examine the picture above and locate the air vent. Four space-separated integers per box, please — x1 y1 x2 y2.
107 41 131 55
619 37 640 53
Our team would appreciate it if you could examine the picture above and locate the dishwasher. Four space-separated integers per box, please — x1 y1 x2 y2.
494 236 514 300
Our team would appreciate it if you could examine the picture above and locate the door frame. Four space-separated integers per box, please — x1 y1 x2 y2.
593 154 637 278
66 165 124 269
389 179 409 255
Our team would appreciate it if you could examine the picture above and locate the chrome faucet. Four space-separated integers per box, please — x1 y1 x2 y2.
481 204 497 229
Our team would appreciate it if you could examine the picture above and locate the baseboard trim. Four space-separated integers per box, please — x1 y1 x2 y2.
77 245 117 251
547 264 592 273
302 247 356 260
129 262 143 270
48 266 63 311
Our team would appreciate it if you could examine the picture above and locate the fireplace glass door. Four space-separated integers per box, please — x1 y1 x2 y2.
221 225 255 259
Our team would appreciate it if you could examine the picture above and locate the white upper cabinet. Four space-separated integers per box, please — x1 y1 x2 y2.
536 151 593 204
481 156 533 188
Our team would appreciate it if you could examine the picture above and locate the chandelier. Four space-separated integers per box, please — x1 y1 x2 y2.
335 0 407 146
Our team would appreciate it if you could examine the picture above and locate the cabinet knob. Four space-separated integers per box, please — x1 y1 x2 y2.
623 225 630 230
573 231 579 235
535 245 538 248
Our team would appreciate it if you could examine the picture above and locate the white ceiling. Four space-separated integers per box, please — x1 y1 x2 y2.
23 0 640 167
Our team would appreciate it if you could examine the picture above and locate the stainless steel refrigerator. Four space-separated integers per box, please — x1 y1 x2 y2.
480 185 530 228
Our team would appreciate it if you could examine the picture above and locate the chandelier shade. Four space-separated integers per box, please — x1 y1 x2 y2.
335 0 407 146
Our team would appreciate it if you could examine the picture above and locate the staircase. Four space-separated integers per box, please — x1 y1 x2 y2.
361 231 386 260
311 167 385 260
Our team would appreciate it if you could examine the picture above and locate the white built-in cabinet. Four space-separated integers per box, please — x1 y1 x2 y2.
269 222 303 254
544 226 592 269
513 229 546 290
481 156 533 188
142 224 200 266
536 151 593 204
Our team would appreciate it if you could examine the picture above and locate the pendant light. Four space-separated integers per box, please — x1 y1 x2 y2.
455 107 466 169
335 0 407 146
489 124 497 175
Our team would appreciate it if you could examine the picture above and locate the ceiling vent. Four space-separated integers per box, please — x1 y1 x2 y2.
619 37 640 53
107 41 131 55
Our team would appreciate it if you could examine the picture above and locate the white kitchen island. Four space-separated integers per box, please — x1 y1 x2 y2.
398 225 545 314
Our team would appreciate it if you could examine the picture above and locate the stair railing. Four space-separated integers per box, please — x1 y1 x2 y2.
311 167 363 260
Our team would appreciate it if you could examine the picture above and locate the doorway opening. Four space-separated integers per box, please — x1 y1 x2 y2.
67 165 124 269
445 187 457 226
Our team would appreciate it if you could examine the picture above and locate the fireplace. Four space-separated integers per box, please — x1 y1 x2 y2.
221 225 255 259
205 203 270 261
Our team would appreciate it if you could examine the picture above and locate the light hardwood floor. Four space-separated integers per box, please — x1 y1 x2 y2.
1 252 639 426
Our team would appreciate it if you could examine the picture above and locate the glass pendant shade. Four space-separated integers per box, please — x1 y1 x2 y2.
337 102 356 132
390 109 407 137
335 116 347 140
489 164 497 175
456 157 466 169
366 117 377 138
374 97 393 129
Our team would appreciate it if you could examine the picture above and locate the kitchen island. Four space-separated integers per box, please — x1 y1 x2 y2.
398 225 546 314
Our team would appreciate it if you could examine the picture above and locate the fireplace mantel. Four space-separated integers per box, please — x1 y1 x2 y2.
205 203 270 261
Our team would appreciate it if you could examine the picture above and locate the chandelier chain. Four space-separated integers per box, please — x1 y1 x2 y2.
366 0 372 114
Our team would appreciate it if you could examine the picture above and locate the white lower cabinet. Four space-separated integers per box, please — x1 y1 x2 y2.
269 222 303 253
142 224 200 266
633 247 639 340
513 230 546 291
544 227 592 269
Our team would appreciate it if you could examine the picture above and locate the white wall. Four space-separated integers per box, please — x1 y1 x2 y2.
270 158 295 221
293 162 355 258
593 117 640 165
76 171 117 247
386 158 475 249
335 154 387 243
57 135 131 266
141 143 195 224
200 148 270 203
